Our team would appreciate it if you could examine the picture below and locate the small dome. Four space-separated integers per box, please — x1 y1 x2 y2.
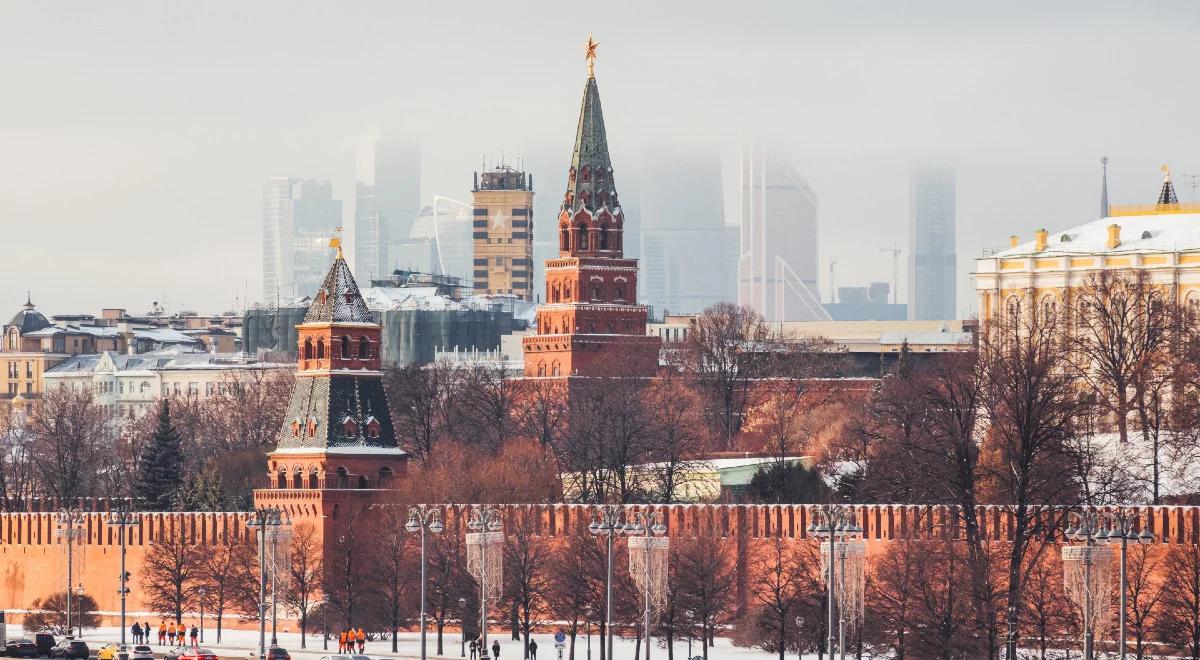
7 295 49 334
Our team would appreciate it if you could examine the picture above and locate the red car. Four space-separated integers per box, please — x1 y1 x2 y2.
177 648 218 660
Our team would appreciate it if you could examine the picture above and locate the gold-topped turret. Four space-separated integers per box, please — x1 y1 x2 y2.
329 226 345 259
585 34 599 78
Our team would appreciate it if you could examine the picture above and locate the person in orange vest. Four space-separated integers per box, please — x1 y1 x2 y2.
158 622 166 646
356 628 366 653
338 629 348 653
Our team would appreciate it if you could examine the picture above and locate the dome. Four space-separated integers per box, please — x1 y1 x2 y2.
7 295 49 334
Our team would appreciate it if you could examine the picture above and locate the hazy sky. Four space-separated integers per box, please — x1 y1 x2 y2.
3 1 1199 317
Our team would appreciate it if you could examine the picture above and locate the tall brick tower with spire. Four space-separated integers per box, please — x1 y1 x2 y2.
256 234 406 543
522 36 662 378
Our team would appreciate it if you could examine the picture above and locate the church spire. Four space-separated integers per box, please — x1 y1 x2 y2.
562 37 619 223
1100 156 1110 218
1158 164 1179 207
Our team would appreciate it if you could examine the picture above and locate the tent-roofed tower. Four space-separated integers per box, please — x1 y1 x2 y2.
522 37 661 377
255 235 406 536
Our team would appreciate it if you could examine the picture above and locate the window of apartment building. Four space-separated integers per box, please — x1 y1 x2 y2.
161 384 169 396
173 383 181 396
140 381 150 394
24 362 31 378
25 383 31 395
7 384 15 396
205 383 215 396
188 382 198 396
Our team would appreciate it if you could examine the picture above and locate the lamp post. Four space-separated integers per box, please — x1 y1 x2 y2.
107 502 137 646
266 525 291 647
587 506 623 660
55 509 85 638
247 507 289 658
197 587 206 644
584 607 594 660
467 505 503 660
808 505 862 660
407 506 445 660
1064 508 1155 660
459 597 467 658
75 584 85 638
623 510 667 660
321 598 330 651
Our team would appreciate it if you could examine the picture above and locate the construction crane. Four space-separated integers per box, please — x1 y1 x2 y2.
879 244 903 305
828 259 837 304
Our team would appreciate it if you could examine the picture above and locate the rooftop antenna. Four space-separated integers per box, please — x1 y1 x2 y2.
878 244 903 305
1181 174 1200 203
1100 156 1110 218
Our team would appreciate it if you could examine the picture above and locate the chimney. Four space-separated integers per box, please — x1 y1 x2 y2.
1009 235 1019 248
1107 224 1121 249
1035 229 1048 252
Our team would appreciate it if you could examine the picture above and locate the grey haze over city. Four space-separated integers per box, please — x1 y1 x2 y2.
3 1 1198 316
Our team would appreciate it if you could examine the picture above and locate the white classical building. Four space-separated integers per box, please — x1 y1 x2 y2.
43 349 292 420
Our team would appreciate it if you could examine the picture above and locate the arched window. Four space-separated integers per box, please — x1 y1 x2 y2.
580 166 590 182
366 417 381 439
591 286 601 301
599 226 609 249
578 225 589 250
309 471 319 489
358 337 370 360
1005 296 1021 320
537 361 546 377
303 338 313 360
615 286 625 301
343 418 358 437
552 285 560 303
1039 296 1056 322
336 467 349 489
306 418 318 437
357 475 368 489
291 420 301 438
340 336 350 359
560 228 570 251
606 323 614 333
379 467 394 486
316 339 325 359
276 471 287 489
292 471 303 489
551 361 561 377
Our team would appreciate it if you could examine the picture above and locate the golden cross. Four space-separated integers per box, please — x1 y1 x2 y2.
585 34 599 78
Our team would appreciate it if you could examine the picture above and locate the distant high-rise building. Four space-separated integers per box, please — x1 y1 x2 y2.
354 133 420 281
405 197 474 284
908 167 957 320
262 177 342 303
638 146 737 315
737 143 828 322
471 165 535 300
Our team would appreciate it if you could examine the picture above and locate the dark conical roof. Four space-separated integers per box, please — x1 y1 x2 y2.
1158 167 1179 206
562 76 620 216
304 257 374 324
7 295 49 334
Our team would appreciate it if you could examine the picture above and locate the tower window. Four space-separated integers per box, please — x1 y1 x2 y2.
379 467 394 486
578 226 589 250
340 335 350 359
615 286 625 301
309 471 319 489
316 339 325 359
336 467 349 489
599 226 609 249
592 286 601 301
303 338 313 360
343 418 358 437
359 336 370 360
292 471 303 489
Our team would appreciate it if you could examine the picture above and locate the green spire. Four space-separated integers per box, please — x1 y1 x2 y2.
563 75 619 216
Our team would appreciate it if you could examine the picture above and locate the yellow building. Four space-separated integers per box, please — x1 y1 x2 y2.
472 165 534 300
975 166 1200 320
1 297 67 413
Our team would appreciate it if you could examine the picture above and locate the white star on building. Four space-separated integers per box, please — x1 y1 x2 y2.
491 210 509 229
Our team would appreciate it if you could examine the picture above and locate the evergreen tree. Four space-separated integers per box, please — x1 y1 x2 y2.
175 461 226 511
134 400 184 510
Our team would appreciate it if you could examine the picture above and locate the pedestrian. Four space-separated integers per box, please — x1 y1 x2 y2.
190 626 198 647
356 628 366 653
145 623 152 646
492 640 500 659
528 639 537 660
158 622 166 646
131 622 140 644
339 629 348 654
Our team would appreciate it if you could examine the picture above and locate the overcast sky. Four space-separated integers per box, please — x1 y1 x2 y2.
3 1 1199 317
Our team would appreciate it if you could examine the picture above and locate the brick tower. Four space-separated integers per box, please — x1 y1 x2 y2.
255 237 407 541
522 38 662 377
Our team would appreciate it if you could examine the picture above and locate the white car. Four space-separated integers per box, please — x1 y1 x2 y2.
130 646 154 660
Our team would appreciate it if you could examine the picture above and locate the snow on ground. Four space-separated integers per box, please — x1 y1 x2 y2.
1 625 824 660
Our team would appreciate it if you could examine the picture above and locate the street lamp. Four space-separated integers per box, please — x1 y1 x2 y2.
407 506 445 660
321 597 330 651
107 502 138 646
588 506 623 660
267 525 292 647
466 505 503 660
584 607 594 660
1064 508 1155 660
197 587 206 644
624 510 667 660
74 584 85 638
808 505 862 660
247 507 290 658
458 597 467 658
55 509 85 638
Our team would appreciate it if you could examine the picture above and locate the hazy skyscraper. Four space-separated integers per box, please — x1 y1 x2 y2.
472 165 535 299
737 143 828 322
354 132 420 281
907 167 957 320
638 145 737 315
261 177 343 303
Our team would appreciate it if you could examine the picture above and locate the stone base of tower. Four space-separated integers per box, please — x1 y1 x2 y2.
522 333 661 377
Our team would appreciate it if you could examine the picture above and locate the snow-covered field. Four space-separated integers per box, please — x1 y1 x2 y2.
0 625 821 660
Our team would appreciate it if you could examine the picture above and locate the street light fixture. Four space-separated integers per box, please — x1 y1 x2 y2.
407 506 445 660
197 587 206 644
588 506 623 660
106 501 138 646
624 510 667 660
246 507 290 658
74 584 85 639
808 505 862 660
466 505 503 660
458 597 467 658
55 510 85 638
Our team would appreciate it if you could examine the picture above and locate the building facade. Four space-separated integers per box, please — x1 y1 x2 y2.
472 165 535 300
738 143 829 322
262 177 343 303
354 134 421 283
975 167 1200 323
1 297 66 412
908 167 957 320
521 50 661 377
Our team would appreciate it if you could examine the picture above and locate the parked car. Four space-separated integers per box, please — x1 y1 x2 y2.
265 647 290 660
49 640 88 660
5 639 38 658
96 644 126 660
129 646 154 660
33 634 55 658
176 648 217 660
318 655 354 660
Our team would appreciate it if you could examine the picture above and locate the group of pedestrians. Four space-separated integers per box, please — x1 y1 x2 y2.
128 621 198 647
467 638 507 660
337 628 366 654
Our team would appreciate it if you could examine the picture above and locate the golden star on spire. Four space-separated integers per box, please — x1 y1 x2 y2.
585 34 599 78
1162 164 1172 181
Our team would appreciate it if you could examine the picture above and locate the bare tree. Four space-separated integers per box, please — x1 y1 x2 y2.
384 363 457 463
505 514 551 659
324 508 373 628
1021 544 1072 660
0 410 35 511
24 591 101 634
427 526 471 656
26 385 114 502
1156 543 1200 659
674 525 736 660
746 538 818 660
1125 544 1163 659
142 531 201 623
642 372 708 503
372 508 415 652
867 537 920 659
199 539 256 642
458 362 519 453
546 532 601 660
518 377 569 450
282 522 324 648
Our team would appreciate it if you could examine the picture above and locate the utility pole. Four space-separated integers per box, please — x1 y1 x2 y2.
878 244 903 304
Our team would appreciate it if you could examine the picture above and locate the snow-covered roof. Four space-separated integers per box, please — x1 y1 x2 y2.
46 350 290 375
996 212 1200 258
24 324 200 345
